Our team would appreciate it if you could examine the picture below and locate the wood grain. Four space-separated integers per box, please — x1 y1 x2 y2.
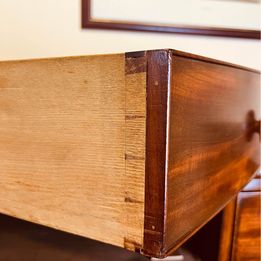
143 50 171 256
218 199 237 261
243 171 261 192
232 192 260 261
0 214 148 261
219 177 261 261
164 54 260 256
0 54 146 251
82 0 261 39
141 50 259 257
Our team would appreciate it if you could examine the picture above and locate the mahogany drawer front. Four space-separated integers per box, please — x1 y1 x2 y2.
0 49 259 258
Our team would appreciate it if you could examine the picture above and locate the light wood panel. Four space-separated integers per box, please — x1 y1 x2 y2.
0 54 146 250
124 53 146 250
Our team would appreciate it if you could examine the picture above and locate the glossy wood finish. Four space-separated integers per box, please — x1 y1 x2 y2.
141 50 260 257
232 192 260 261
219 173 260 261
163 54 260 256
82 0 261 39
245 111 261 142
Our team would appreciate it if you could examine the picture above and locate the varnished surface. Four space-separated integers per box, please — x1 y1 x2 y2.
0 54 146 250
124 53 146 250
232 192 260 261
143 50 170 256
219 180 261 261
165 54 260 255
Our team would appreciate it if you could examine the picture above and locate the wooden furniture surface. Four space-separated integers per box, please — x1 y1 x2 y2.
0 49 260 258
232 191 260 261
82 0 261 39
144 50 260 257
219 173 260 261
218 199 237 261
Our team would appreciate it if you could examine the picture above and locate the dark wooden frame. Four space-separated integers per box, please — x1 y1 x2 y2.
82 0 260 39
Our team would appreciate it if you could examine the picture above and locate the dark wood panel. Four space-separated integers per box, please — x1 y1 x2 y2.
165 54 260 255
232 192 260 261
141 49 260 257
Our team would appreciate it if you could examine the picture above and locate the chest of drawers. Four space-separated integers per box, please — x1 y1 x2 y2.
0 49 259 258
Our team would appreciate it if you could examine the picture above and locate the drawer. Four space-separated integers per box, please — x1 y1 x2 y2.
0 49 259 258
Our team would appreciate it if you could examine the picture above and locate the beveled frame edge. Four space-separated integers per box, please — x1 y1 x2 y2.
82 0 261 39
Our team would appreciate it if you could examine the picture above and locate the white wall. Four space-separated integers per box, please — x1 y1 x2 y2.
0 0 260 69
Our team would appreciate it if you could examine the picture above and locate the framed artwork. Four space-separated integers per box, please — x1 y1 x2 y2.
82 0 260 39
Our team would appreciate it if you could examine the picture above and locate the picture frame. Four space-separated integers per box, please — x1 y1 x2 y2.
82 0 260 39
